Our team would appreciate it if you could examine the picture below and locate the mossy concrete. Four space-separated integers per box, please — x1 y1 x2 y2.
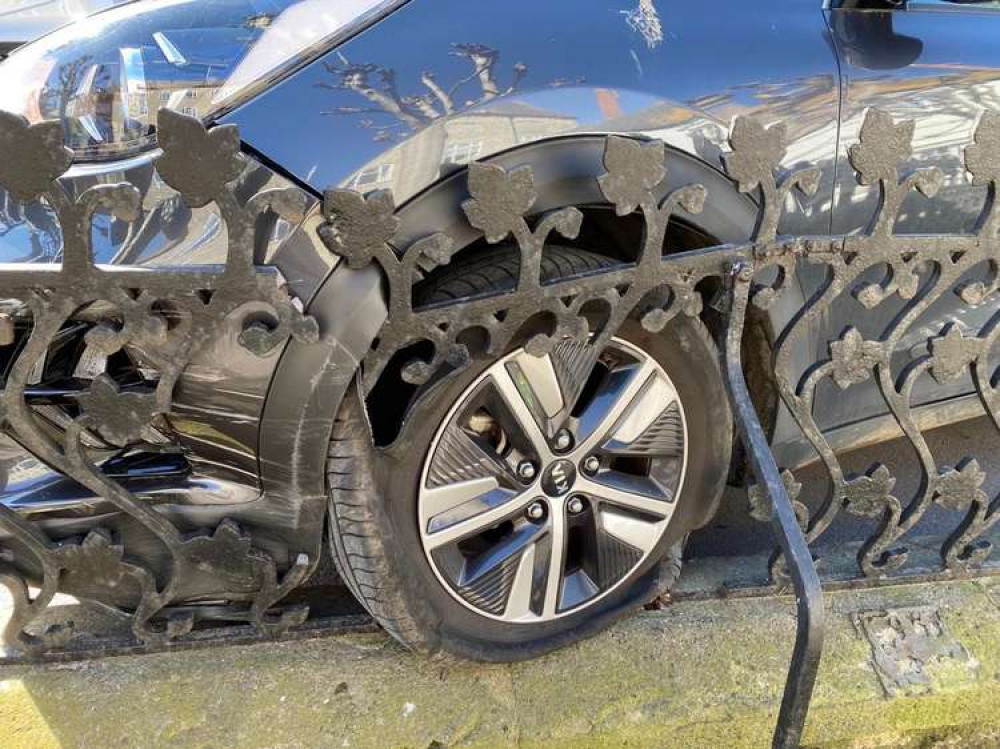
3 579 1000 748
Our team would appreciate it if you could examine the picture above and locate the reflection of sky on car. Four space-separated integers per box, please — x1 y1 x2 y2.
516 87 658 128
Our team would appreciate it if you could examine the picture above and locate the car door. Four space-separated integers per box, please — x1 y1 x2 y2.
823 0 1000 433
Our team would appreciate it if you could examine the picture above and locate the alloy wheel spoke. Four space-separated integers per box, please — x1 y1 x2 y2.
427 423 518 490
600 377 683 457
506 350 565 435
490 365 555 461
575 476 673 519
598 506 662 554
460 517 544 581
542 503 567 617
502 542 538 621
424 491 537 550
576 358 657 455
549 339 602 416
421 477 505 523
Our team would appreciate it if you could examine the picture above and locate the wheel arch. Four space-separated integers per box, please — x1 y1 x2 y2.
257 134 760 537
392 134 758 255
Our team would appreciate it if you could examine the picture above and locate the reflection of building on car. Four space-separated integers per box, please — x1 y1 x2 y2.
2 0 1000 662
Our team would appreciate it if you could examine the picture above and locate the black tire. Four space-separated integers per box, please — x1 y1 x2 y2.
327 245 731 661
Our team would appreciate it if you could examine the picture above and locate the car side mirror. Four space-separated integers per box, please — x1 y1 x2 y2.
831 10 923 70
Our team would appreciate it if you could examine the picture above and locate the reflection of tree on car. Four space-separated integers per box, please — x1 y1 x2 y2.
318 43 530 141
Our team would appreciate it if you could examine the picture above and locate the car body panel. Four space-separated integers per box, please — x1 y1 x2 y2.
226 0 842 475
225 0 840 237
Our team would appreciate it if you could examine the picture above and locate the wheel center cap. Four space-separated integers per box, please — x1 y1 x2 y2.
541 459 577 497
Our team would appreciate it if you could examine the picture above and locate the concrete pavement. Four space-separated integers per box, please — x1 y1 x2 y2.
4 576 1000 748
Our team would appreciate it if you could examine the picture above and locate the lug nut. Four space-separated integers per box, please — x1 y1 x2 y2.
517 460 537 481
526 501 546 520
567 495 586 514
553 429 573 452
582 456 600 475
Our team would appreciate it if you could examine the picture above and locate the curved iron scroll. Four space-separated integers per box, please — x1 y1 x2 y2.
748 110 1000 582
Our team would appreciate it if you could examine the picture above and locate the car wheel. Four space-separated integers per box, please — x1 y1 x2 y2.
326 245 731 660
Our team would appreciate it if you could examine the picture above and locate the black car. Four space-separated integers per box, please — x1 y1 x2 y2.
0 0 999 661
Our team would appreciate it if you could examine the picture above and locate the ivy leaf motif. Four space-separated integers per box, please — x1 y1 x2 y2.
462 163 536 243
794 167 822 198
318 189 398 269
844 464 897 518
410 234 457 279
0 111 72 202
912 167 943 199
829 327 882 389
52 529 132 590
849 109 914 186
748 469 807 530
724 117 787 193
934 459 987 512
597 136 666 216
77 375 160 447
929 324 980 384
180 519 259 587
156 109 245 208
965 111 1000 187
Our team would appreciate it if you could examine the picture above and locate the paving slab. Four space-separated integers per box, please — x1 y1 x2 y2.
3 577 1000 748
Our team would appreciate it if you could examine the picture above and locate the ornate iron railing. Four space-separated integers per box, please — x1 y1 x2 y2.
0 109 320 653
2 103 1000 747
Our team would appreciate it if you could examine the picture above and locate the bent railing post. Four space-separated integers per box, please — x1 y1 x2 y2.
725 261 825 749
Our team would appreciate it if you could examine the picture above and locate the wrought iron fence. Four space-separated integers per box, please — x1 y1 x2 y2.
1 103 1000 747
0 109 320 654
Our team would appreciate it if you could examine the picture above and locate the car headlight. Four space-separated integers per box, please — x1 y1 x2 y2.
0 0 402 161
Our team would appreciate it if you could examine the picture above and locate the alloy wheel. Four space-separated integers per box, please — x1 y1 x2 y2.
418 337 688 622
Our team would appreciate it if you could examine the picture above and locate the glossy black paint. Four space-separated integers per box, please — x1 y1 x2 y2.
228 0 840 236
